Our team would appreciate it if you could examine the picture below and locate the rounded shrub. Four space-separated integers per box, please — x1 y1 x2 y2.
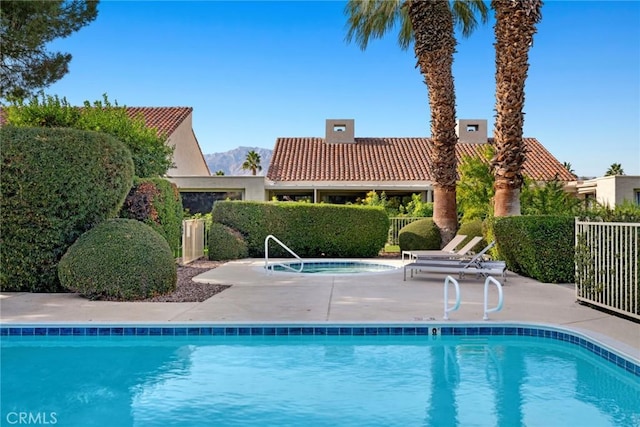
457 219 487 252
58 219 177 300
208 223 248 261
398 218 441 251
1 126 134 292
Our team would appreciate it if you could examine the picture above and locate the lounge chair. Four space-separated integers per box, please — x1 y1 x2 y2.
403 241 506 281
402 235 483 263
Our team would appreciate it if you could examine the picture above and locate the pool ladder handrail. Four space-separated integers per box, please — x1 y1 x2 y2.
443 276 461 320
264 235 304 274
442 275 504 320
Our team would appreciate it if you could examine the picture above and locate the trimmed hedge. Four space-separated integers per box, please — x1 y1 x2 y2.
0 126 134 292
457 219 487 252
398 218 441 251
119 177 183 252
58 219 177 300
208 223 248 260
493 215 575 283
212 201 389 257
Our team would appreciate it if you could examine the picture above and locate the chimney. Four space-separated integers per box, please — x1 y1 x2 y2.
325 119 355 144
456 119 488 144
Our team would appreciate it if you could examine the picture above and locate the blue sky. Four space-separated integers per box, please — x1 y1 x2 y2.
46 0 639 177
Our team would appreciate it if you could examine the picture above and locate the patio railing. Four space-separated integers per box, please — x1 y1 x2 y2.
575 219 639 320
181 218 206 264
388 217 423 245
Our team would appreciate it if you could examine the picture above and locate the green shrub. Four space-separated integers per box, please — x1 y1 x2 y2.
1 126 134 292
212 201 389 257
208 223 248 260
119 178 183 252
58 219 176 300
493 216 574 283
398 218 441 251
457 219 487 251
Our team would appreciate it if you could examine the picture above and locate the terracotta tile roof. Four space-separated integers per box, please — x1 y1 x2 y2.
267 137 575 182
124 107 192 137
0 106 192 138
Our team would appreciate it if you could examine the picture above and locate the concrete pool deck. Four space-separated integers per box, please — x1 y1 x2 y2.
1 258 638 360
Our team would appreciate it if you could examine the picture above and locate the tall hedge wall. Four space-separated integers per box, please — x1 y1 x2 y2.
119 177 183 252
212 201 389 257
1 126 134 291
493 216 575 283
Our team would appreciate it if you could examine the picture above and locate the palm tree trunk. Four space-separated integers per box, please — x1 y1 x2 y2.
406 0 458 243
492 0 543 217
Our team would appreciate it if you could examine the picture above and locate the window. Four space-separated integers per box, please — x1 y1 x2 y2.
634 190 640 205
466 124 479 132
333 125 346 132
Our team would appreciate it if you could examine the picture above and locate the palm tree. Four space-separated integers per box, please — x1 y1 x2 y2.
491 0 543 216
242 150 262 176
215 170 225 176
605 163 624 176
562 162 575 175
345 0 488 243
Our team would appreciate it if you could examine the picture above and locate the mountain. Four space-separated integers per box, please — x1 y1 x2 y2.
204 146 273 176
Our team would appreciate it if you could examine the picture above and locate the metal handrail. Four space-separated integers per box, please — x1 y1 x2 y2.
483 276 504 320
264 235 303 274
443 275 461 320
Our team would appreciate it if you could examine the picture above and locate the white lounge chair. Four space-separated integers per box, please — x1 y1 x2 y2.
403 241 506 281
402 235 483 263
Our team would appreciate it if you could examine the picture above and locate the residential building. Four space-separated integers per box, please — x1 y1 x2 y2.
577 175 640 207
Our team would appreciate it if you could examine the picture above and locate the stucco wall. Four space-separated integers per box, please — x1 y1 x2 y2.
166 113 210 176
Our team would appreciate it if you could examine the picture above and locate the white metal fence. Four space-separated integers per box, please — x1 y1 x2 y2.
181 219 206 264
575 220 639 320
388 217 423 245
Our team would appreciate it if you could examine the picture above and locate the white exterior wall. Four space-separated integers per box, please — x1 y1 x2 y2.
166 113 210 177
577 175 640 206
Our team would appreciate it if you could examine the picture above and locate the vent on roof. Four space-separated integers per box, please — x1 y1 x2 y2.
456 119 487 144
325 119 355 144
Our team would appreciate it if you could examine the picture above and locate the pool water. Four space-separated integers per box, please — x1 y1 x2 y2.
2 333 639 427
268 261 396 274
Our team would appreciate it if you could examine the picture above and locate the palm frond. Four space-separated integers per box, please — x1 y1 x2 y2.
344 0 407 50
452 0 489 38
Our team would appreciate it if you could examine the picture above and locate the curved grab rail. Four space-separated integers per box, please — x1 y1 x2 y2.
443 275 461 320
483 276 504 320
264 235 304 274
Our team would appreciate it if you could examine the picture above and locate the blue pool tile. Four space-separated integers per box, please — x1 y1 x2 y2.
187 328 201 336
452 327 466 336
97 328 110 336
21 328 34 336
352 327 365 336
59 327 72 336
0 328 7 336
504 327 517 336
161 328 174 336
149 328 162 336
326 327 339 336
224 327 238 336
237 327 251 336
48 328 60 336
416 327 429 336
211 327 225 336
390 327 404 336
200 327 213 336
276 327 289 336
123 327 136 336
174 328 187 336
72 328 85 336
136 328 149 336
440 327 453 336
339 328 352 336
467 327 479 336
403 327 416 335
288 327 302 336
302 327 314 335
35 328 47 336
377 327 390 335
111 328 124 336
479 327 492 335
364 327 378 336
9 328 21 336
262 327 276 336
314 327 327 335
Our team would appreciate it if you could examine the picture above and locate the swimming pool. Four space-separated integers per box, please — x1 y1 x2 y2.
2 323 639 427
267 260 398 274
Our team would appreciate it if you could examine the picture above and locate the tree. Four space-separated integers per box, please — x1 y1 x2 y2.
215 170 225 176
491 0 543 216
605 163 625 176
457 145 494 222
345 0 488 244
562 162 575 175
242 150 262 176
4 93 174 177
0 0 99 100
521 176 581 216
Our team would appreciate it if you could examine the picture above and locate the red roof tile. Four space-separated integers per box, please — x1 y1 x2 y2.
267 137 575 182
0 106 192 138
